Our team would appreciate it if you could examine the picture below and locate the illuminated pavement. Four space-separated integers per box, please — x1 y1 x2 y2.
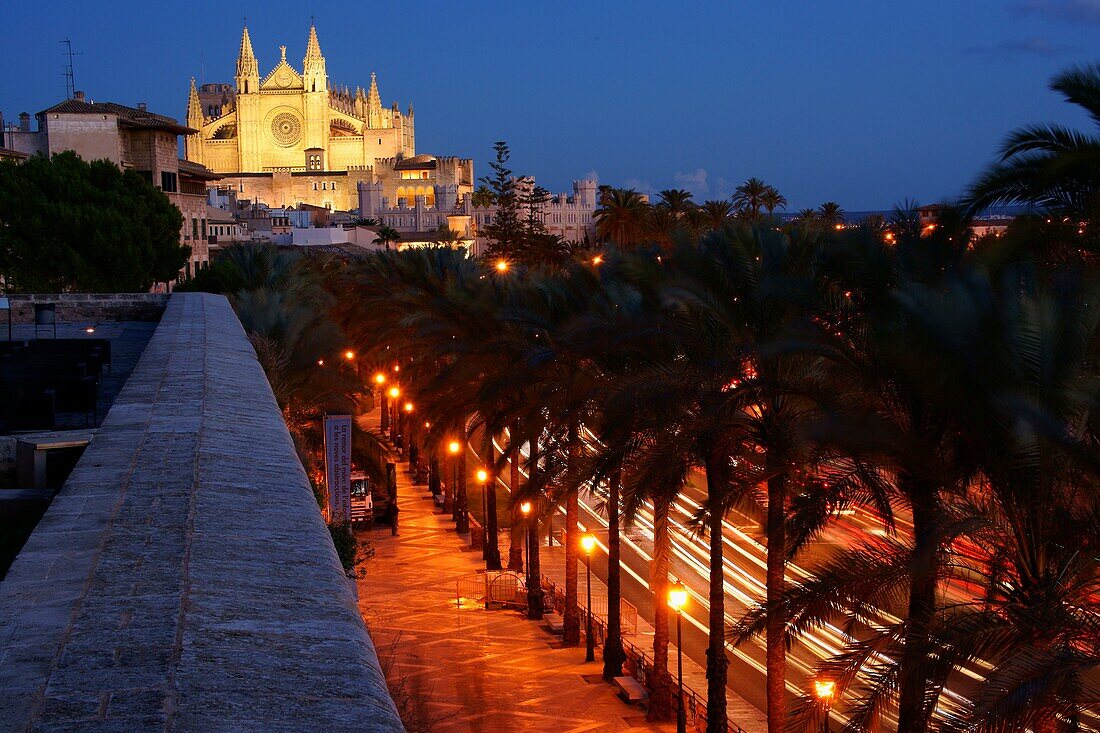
354 425 678 732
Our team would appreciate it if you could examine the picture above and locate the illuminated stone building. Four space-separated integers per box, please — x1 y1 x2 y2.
184 24 472 211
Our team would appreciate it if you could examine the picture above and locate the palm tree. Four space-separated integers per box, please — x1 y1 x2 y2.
471 184 495 208
657 188 695 218
966 63 1100 222
595 188 650 246
732 177 771 221
792 208 819 225
761 186 788 218
374 226 402 251
701 200 734 230
818 201 845 227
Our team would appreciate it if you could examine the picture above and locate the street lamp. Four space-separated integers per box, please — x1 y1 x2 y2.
477 469 489 561
495 260 509 273
814 679 836 732
376 373 389 432
581 533 597 662
519 501 532 572
448 440 461 522
387 386 401 443
668 580 688 733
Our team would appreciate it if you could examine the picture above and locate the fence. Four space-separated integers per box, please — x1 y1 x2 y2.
540 577 747 733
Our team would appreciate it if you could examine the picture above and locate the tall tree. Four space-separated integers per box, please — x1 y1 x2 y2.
0 152 187 292
966 63 1100 225
480 141 523 262
595 188 650 246
732 177 771 222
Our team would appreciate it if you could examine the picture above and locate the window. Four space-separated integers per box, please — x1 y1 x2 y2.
201 220 207 239
313 182 318 191
307 153 322 171
192 219 198 240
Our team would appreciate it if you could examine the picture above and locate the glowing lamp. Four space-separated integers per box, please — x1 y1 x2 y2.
814 679 836 701
85 327 96 333
592 255 603 265
344 350 355 361
404 402 413 412
374 373 386 385
495 260 509 272
519 501 532 515
581 533 596 555
448 440 461 455
476 469 488 482
317 359 325 366
668 581 688 613
388 386 400 399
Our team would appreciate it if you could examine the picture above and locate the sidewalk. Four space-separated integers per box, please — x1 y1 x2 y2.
536 544 767 733
355 417 677 732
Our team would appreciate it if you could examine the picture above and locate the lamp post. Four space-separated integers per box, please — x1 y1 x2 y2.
668 581 688 733
519 501 531 573
447 440 460 521
477 469 489 561
402 401 413 453
374 372 388 432
387 386 400 443
581 533 596 662
813 679 836 733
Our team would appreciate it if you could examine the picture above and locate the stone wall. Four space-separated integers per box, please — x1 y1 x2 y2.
0 293 402 731
2 293 168 323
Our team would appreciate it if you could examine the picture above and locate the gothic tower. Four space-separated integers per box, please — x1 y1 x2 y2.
301 24 329 158
185 77 204 166
235 26 263 172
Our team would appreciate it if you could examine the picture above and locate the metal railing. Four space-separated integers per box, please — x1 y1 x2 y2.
540 576 747 733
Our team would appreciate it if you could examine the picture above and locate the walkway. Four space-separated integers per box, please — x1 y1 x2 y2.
0 294 401 732
356 413 677 732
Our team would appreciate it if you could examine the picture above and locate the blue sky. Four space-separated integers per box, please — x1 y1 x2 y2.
1 0 1097 210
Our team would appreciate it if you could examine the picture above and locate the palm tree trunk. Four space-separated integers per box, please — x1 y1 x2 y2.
765 472 787 733
429 454 441 496
897 477 939 733
562 422 582 647
602 466 626 680
507 440 523 570
648 492 676 721
456 449 470 534
705 455 729 733
563 491 580 645
526 438 543 620
485 434 502 570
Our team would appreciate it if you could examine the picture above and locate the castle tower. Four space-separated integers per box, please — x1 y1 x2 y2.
185 78 204 166
302 23 329 158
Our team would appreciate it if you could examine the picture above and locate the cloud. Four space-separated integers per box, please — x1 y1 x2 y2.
582 169 600 184
623 178 654 195
673 168 710 198
963 36 1076 58
713 177 735 201
1012 0 1100 24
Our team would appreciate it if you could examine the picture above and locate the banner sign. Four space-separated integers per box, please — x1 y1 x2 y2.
324 414 353 522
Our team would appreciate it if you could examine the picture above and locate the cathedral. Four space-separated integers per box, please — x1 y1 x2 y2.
184 24 472 211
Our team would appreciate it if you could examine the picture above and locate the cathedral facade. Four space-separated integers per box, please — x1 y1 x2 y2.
184 25 471 211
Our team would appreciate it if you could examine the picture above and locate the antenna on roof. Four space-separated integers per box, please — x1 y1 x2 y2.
60 38 82 99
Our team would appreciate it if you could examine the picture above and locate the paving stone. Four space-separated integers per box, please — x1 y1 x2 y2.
0 294 402 733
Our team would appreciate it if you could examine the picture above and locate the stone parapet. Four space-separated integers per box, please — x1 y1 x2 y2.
2 293 169 323
0 292 402 732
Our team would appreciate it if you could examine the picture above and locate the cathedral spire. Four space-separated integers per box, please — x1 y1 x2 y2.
302 23 327 93
366 72 383 128
235 26 259 93
187 77 203 125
